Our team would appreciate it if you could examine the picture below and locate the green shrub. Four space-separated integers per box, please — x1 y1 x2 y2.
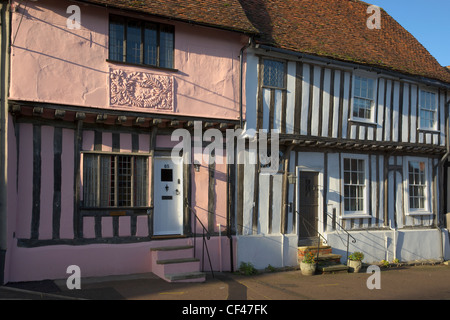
238 262 257 275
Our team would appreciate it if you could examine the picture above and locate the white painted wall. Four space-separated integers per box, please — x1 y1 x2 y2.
236 234 298 270
326 228 450 264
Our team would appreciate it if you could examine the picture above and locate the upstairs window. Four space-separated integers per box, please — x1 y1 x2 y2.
262 59 286 89
352 75 376 121
109 16 174 69
419 90 437 130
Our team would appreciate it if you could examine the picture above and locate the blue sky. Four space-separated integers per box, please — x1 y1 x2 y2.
370 0 450 67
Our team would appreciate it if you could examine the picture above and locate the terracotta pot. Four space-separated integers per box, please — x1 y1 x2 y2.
300 262 316 276
347 259 362 273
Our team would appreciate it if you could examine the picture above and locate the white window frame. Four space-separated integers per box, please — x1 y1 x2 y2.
403 156 433 216
418 89 438 131
350 72 377 124
340 153 371 219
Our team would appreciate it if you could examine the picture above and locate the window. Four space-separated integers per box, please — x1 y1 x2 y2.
262 59 286 88
342 155 369 217
343 158 365 213
419 90 437 130
352 75 376 121
404 158 431 215
109 16 174 69
83 154 149 208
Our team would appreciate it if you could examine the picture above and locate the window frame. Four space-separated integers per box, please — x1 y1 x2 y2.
81 151 150 209
108 15 175 70
340 153 371 219
261 58 287 90
350 72 378 124
403 156 433 216
418 89 438 131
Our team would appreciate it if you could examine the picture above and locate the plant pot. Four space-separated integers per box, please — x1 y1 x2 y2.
300 262 316 276
347 259 362 273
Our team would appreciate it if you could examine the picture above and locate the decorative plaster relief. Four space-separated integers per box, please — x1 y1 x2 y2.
109 69 173 110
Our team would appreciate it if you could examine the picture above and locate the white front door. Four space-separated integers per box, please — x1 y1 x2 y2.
153 157 184 235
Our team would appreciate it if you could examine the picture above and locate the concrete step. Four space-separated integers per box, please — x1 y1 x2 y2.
150 242 204 283
164 271 206 283
151 246 194 260
156 257 200 265
150 245 194 251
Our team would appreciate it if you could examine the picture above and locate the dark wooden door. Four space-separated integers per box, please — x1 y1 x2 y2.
298 171 319 245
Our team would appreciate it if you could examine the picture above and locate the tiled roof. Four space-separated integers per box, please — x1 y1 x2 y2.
240 0 450 84
78 0 450 84
75 0 259 33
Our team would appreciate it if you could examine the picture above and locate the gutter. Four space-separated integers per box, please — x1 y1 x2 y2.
256 44 450 91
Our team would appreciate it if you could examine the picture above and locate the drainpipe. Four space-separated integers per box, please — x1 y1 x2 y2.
0 0 10 285
436 99 450 262
239 37 253 129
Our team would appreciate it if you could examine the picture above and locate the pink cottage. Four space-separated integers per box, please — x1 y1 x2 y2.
0 0 256 283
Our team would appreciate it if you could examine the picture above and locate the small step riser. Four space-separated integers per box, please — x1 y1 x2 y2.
155 249 194 261
169 276 205 283
158 261 201 275
166 273 206 283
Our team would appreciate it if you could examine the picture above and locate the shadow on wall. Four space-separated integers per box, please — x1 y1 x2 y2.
327 229 445 264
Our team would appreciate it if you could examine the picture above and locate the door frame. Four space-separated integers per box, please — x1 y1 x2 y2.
295 166 324 240
153 155 184 236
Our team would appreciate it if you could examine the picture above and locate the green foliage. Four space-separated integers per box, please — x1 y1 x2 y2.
238 262 257 276
348 251 364 261
302 250 316 264
265 264 276 273
380 259 390 267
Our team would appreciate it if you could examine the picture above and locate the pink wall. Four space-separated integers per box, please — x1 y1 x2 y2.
7 236 236 282
9 0 247 120
8 123 235 282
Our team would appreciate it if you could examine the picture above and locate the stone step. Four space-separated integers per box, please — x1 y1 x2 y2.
298 245 331 252
316 253 342 263
317 264 349 274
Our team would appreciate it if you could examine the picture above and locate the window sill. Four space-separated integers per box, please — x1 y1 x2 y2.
340 213 372 219
107 59 179 73
348 118 378 127
405 210 433 216
417 128 440 134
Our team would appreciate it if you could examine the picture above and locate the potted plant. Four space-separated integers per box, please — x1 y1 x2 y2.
300 250 316 276
347 252 364 273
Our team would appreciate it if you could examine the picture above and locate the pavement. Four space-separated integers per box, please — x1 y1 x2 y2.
1 263 450 301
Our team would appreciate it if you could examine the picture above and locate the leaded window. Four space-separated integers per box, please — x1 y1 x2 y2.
262 59 286 89
83 154 149 208
109 16 174 69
